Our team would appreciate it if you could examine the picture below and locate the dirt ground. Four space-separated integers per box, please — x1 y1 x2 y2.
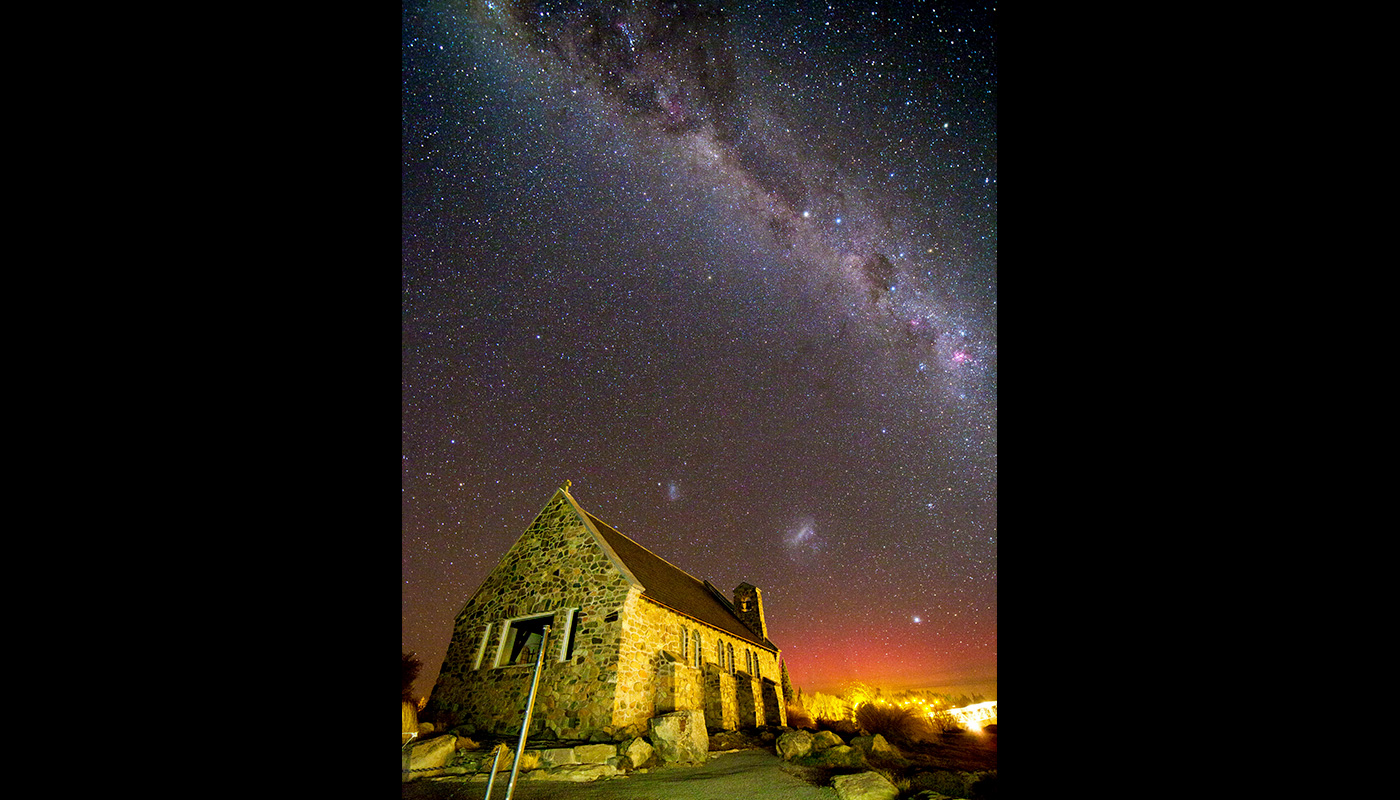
402 729 996 800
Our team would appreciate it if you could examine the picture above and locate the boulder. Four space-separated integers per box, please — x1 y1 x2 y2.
775 729 814 761
851 733 903 762
909 769 991 798
541 747 579 768
404 735 457 781
649 709 709 765
574 743 617 764
520 763 621 782
811 729 845 751
832 771 901 800
476 745 526 772
805 744 867 769
621 737 654 768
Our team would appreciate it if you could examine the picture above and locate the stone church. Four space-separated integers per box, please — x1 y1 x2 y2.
423 484 787 741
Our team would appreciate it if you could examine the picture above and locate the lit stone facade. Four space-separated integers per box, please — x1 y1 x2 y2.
423 488 786 741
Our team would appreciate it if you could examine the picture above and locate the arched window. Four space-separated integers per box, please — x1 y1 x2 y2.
727 643 735 674
693 629 702 668
681 627 689 660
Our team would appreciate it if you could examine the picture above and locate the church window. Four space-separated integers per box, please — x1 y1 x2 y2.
494 612 554 667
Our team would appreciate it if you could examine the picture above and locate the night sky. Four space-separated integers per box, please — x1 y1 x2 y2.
402 0 996 702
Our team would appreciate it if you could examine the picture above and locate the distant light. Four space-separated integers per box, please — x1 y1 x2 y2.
913 616 922 623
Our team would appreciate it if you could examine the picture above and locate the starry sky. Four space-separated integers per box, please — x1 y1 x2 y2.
402 0 996 702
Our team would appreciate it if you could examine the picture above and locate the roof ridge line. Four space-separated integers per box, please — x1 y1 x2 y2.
584 511 711 589
702 579 738 612
560 489 642 589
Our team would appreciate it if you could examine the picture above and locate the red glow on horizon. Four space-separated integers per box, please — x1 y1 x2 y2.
776 620 996 697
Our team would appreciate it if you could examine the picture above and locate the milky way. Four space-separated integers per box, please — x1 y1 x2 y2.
403 0 996 698
462 0 996 412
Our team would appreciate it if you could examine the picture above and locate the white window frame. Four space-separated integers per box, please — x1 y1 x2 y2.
473 622 494 670
556 607 578 663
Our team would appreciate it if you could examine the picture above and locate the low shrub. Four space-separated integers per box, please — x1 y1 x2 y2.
927 709 961 734
855 703 932 746
816 716 862 739
785 705 816 730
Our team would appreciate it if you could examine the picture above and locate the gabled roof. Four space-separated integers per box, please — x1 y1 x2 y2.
562 488 779 653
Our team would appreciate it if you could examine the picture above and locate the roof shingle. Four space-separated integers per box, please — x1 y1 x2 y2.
580 508 778 652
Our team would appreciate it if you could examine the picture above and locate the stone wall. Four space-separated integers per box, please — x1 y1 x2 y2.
611 587 667 733
761 677 785 726
424 492 635 740
703 664 737 732
654 660 703 714
610 591 784 735
735 672 764 728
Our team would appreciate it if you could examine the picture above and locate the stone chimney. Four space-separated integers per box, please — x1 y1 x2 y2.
732 582 767 640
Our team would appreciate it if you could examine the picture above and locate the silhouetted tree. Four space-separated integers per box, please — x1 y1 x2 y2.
402 651 422 704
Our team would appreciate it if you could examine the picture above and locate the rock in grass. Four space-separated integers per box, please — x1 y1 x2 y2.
851 733 898 757
775 729 814 761
832 771 900 800
803 744 868 768
404 735 457 780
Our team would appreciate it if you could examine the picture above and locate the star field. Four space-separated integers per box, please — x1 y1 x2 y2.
403 0 996 700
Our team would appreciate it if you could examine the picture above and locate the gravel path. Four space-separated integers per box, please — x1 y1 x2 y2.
402 749 839 800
